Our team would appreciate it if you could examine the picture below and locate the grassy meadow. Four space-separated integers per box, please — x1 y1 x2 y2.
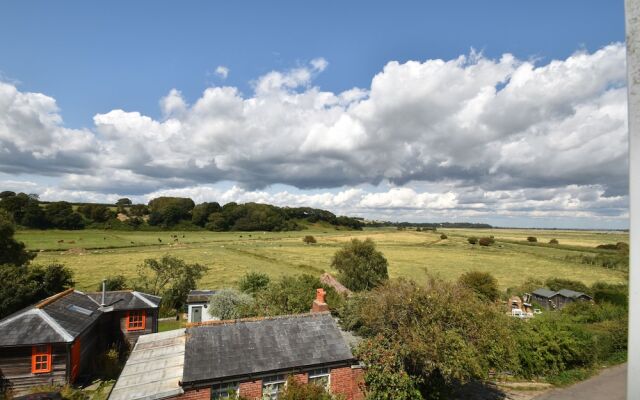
15 227 628 292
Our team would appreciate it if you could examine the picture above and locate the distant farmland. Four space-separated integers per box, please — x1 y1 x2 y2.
16 227 628 292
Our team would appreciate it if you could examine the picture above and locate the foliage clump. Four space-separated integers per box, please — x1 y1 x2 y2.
331 238 389 292
478 237 494 246
549 238 559 245
303 235 317 244
467 237 478 245
238 271 270 294
458 271 499 301
439 233 447 240
527 236 538 243
208 289 254 320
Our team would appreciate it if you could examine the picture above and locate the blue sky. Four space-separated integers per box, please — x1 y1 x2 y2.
0 1 629 228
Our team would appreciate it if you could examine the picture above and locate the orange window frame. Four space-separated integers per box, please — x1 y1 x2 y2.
32 344 52 374
126 310 146 331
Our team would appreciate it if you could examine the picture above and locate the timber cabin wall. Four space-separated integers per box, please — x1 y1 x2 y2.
117 309 158 346
0 344 67 395
75 320 101 379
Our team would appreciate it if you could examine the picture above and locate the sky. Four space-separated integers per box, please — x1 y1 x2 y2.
0 1 629 228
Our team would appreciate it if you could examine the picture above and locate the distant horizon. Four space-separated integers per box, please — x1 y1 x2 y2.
0 2 628 229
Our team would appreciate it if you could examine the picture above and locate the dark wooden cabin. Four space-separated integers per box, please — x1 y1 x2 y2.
0 289 160 395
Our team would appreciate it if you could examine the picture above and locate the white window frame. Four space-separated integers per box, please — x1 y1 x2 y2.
211 381 239 399
262 374 286 400
307 367 331 391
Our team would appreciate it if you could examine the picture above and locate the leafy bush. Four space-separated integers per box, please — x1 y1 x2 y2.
458 271 499 301
549 238 559 245
478 237 493 246
251 274 344 316
527 236 537 243
439 234 447 240
545 278 590 295
303 235 317 244
331 238 388 291
279 376 334 400
467 237 478 245
238 272 271 294
343 278 517 398
98 275 128 291
208 289 255 320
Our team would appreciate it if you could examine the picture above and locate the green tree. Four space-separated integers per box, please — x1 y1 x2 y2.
342 278 516 399
331 238 388 291
135 255 208 313
116 198 132 206
467 237 478 245
208 288 254 320
44 201 84 229
527 236 538 243
458 271 499 301
238 272 271 294
0 209 34 266
192 202 222 227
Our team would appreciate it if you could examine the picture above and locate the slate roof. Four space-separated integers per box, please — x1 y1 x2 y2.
557 289 592 299
85 291 162 310
110 329 186 400
532 288 558 298
0 289 160 347
186 290 216 303
182 312 355 385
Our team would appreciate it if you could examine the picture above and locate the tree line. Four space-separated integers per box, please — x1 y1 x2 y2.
0 192 363 232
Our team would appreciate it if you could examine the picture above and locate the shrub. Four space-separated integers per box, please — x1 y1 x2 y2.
238 272 270 294
279 376 334 400
331 238 388 291
527 236 537 243
467 237 478 245
545 278 590 295
98 275 128 291
458 271 499 301
303 235 317 244
478 237 493 246
440 234 447 240
208 289 255 320
549 238 559 245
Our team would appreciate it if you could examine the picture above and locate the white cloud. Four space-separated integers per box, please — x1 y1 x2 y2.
0 44 629 225
215 65 229 79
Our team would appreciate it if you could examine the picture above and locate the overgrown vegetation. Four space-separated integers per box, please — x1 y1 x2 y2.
331 238 389 291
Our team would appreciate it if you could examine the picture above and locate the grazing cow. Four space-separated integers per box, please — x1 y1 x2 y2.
57 239 64 244
158 238 162 243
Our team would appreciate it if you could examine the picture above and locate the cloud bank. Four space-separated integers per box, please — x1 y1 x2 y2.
0 45 629 226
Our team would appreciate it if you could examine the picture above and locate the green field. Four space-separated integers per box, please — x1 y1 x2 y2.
15 227 628 292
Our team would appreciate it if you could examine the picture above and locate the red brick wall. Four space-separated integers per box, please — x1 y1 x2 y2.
293 372 308 384
239 379 262 399
175 387 211 400
331 366 365 400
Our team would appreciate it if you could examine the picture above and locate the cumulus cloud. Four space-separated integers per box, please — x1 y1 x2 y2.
0 45 629 225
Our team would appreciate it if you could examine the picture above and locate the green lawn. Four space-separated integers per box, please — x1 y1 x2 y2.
16 227 628 292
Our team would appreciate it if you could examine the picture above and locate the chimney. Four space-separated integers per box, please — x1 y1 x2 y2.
101 279 106 306
311 288 329 313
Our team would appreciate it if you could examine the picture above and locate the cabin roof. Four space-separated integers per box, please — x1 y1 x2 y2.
182 312 355 384
85 290 162 310
186 290 217 303
557 289 592 299
532 288 558 298
110 329 186 400
0 289 160 346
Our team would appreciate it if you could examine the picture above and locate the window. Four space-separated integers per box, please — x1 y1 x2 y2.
211 382 239 399
308 368 330 390
126 310 146 331
262 375 286 400
32 345 52 374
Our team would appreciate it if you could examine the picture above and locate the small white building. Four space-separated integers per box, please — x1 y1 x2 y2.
186 290 219 323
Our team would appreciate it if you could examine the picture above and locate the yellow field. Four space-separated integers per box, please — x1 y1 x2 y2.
16 227 628 292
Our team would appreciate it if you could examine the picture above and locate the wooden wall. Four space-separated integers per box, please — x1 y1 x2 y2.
117 309 158 347
0 344 68 396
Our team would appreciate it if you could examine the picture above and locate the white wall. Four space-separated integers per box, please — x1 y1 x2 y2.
187 302 219 323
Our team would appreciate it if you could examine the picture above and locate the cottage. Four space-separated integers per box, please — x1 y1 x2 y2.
110 290 364 400
186 290 218 323
0 288 161 395
531 288 592 310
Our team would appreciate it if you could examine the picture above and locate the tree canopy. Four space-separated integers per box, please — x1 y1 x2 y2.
331 238 389 291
